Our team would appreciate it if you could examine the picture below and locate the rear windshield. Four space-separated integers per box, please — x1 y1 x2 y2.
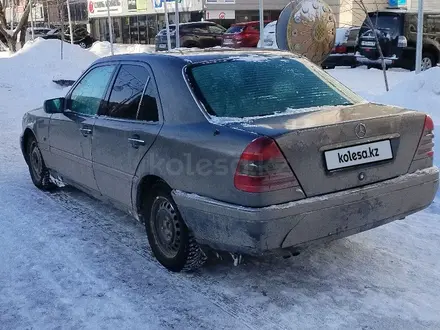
361 13 402 38
187 56 360 118
226 26 245 34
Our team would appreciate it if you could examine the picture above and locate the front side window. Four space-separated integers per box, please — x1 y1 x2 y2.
107 65 149 120
187 56 361 118
225 25 244 34
69 65 116 115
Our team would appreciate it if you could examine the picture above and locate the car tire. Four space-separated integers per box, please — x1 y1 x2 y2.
421 52 435 71
27 136 55 190
79 42 87 49
183 42 199 49
145 182 206 272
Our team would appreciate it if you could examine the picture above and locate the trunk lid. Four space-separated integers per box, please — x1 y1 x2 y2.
226 103 426 197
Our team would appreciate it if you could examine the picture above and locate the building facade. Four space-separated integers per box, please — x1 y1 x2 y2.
85 0 440 44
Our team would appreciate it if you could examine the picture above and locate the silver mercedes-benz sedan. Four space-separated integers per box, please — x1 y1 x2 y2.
20 50 439 272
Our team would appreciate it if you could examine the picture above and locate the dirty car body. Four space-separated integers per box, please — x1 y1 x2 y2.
21 50 439 270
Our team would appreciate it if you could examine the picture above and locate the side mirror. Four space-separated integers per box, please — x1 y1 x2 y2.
44 97 65 114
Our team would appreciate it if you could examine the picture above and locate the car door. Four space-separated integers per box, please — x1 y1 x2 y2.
192 24 211 48
207 24 226 47
92 63 163 208
48 64 117 192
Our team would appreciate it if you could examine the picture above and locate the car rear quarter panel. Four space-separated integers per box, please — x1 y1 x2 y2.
133 121 305 208
132 57 305 207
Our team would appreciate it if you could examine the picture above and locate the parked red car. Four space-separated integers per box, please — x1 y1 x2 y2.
222 21 270 48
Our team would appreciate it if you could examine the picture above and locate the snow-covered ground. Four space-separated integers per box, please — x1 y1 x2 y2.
1 39 440 329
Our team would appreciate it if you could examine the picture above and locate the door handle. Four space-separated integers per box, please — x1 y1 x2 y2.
79 127 92 136
128 135 145 148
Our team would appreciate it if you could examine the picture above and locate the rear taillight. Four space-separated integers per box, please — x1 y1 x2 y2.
335 45 347 53
234 137 299 193
414 115 434 160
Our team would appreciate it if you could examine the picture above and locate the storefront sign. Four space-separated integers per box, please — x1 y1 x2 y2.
88 0 123 16
205 9 235 20
153 0 183 9
388 0 406 7
128 0 148 11
206 0 235 4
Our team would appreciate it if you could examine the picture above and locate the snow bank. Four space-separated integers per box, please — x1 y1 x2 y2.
89 41 155 57
0 38 98 110
371 67 440 122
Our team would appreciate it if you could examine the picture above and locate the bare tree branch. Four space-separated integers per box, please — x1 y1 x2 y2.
340 0 390 92
13 0 30 39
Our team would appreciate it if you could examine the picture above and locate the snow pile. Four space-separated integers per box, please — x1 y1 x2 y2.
329 67 410 99
89 41 156 57
0 38 98 110
371 67 440 121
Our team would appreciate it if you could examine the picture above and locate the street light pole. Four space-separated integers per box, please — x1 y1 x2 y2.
258 0 264 47
66 0 74 44
29 0 35 40
164 0 171 50
415 0 424 74
106 0 114 55
175 0 180 48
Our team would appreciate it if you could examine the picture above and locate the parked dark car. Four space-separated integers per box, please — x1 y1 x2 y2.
21 50 438 272
155 21 226 51
358 10 440 71
43 26 95 49
322 27 360 69
222 21 270 48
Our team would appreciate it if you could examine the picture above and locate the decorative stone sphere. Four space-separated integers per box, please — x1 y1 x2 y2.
276 0 336 64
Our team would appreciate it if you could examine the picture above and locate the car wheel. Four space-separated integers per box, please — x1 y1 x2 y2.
79 42 87 49
27 136 55 190
145 183 206 272
421 52 435 71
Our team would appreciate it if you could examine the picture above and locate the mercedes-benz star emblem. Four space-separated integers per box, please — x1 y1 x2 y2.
355 123 367 138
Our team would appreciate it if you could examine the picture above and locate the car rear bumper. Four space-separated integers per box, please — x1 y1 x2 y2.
356 54 397 66
322 53 357 67
172 167 439 255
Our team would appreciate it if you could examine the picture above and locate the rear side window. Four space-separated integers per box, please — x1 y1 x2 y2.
248 25 260 32
107 65 149 120
106 64 159 122
208 25 226 34
188 57 359 118
190 24 209 33
348 29 359 41
138 83 159 122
